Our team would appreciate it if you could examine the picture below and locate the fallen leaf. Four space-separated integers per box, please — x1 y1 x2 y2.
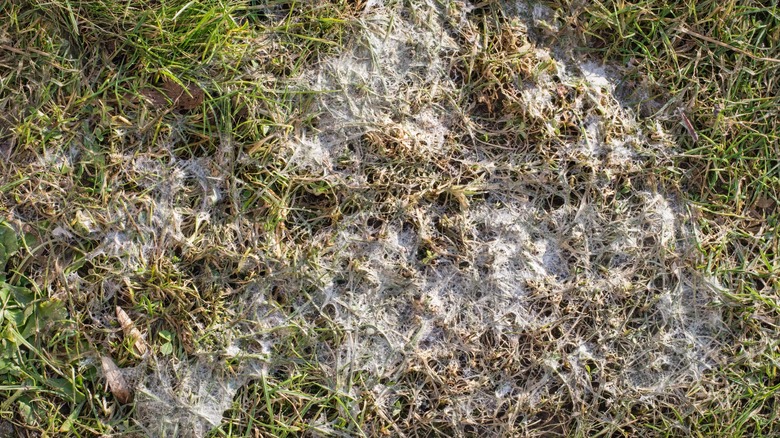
162 79 205 110
101 355 132 404
755 195 776 210
140 79 205 110
139 88 168 108
116 306 148 356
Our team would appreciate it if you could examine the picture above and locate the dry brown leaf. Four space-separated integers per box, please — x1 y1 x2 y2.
139 88 168 108
755 195 776 211
101 355 132 404
162 79 205 110
116 306 148 356
140 80 205 110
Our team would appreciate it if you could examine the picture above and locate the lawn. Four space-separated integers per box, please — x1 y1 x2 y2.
0 0 777 436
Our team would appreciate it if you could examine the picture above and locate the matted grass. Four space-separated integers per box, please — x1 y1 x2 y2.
553 0 780 434
0 0 777 436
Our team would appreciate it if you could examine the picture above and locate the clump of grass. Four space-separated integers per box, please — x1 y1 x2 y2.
0 0 362 434
545 0 780 434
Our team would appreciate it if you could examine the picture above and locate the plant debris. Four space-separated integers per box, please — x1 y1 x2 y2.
101 355 132 405
141 79 205 110
116 306 148 357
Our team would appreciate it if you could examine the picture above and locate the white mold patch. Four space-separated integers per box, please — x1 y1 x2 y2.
40 0 723 435
248 0 723 432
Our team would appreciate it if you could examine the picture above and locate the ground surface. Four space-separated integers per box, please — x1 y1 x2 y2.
0 0 778 437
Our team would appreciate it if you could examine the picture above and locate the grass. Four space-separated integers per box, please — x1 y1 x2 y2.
0 0 778 436
550 0 780 434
